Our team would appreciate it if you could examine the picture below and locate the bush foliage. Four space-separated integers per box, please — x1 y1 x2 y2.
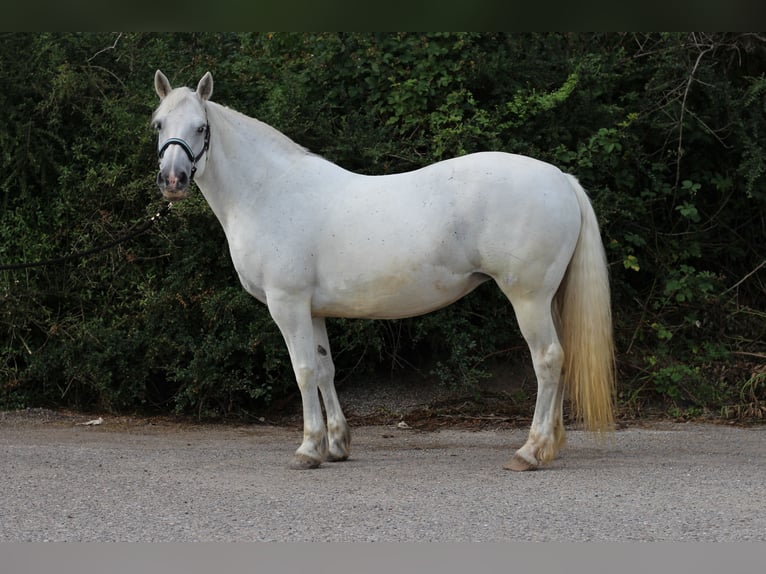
2 33 765 419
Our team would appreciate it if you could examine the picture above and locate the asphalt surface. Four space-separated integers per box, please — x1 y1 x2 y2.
1 411 763 542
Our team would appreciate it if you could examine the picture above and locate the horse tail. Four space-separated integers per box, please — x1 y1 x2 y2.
556 174 616 436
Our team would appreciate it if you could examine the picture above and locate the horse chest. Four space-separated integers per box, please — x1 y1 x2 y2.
227 232 318 301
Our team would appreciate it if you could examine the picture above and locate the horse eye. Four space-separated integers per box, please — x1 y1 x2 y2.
197 126 205 133
154 122 162 131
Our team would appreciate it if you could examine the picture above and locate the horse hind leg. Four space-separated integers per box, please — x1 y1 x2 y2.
502 294 566 471
313 318 351 462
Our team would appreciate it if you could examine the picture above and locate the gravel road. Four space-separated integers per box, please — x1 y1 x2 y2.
1 408 763 542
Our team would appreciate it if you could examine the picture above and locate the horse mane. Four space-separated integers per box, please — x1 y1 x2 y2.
206 100 314 158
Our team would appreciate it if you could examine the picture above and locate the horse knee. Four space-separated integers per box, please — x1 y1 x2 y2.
295 365 317 391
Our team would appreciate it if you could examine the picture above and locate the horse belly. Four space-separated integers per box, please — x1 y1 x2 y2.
311 268 488 319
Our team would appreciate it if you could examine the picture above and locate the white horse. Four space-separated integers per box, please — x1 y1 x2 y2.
152 70 615 471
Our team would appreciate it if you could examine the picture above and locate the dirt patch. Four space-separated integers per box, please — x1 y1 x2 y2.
0 368 537 433
3 358 762 431
345 391 534 431
0 407 78 426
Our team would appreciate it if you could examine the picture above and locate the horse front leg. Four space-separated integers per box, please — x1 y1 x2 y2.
313 318 351 462
268 294 328 469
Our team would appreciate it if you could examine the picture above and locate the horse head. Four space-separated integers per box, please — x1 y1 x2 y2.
152 70 213 200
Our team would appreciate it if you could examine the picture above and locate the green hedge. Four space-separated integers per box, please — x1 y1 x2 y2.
2 33 764 418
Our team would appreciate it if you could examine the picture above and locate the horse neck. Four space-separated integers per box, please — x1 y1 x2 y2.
196 101 318 223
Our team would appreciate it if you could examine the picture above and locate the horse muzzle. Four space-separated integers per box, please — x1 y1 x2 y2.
156 169 191 200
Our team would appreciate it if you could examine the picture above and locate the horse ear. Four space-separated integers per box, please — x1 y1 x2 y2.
155 70 172 100
196 72 213 101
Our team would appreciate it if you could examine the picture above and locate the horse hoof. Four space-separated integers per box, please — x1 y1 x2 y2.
327 452 350 463
327 427 351 462
503 453 538 472
289 454 322 470
327 440 351 462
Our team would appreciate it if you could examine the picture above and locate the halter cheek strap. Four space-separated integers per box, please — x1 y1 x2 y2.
158 123 210 182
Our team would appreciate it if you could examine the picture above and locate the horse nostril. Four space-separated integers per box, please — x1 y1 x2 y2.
156 165 190 191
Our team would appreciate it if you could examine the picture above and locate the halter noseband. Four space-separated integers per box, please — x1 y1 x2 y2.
157 123 210 182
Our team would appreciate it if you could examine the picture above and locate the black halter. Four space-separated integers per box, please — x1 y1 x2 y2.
157 123 210 182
